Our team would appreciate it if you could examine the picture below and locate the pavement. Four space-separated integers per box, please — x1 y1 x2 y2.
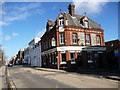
0 65 6 89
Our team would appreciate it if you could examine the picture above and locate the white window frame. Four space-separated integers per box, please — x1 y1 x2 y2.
59 33 65 45
84 20 89 28
73 33 77 45
86 34 91 45
59 19 64 26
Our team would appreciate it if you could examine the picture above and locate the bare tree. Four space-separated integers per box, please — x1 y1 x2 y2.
0 45 6 65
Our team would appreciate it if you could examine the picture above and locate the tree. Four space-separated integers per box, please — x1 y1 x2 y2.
0 45 6 65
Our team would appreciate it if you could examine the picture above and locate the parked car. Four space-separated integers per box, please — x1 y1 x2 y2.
8 63 13 67
71 60 76 64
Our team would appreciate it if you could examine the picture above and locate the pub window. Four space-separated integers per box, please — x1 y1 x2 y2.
61 53 66 62
59 33 65 45
71 53 75 60
87 53 93 63
96 35 101 45
73 33 77 45
86 34 90 45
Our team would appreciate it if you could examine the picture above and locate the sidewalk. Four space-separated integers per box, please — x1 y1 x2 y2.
30 67 120 81
0 66 6 89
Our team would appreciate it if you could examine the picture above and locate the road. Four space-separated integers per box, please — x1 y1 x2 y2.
8 66 74 88
8 66 119 88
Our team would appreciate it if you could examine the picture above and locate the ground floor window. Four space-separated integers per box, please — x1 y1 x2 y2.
70 53 75 60
87 53 93 63
61 53 66 62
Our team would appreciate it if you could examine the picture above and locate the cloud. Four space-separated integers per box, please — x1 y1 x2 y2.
73 0 108 17
5 35 11 40
0 21 9 26
12 32 18 37
35 29 45 38
1 3 43 26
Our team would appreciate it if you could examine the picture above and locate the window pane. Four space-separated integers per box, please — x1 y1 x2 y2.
59 33 65 45
84 21 88 28
73 33 77 44
86 34 90 45
62 53 66 62
71 53 74 60
97 35 101 45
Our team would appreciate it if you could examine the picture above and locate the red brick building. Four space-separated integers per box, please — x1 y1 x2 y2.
41 4 107 69
105 39 120 69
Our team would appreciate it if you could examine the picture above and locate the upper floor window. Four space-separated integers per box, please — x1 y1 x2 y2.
84 20 89 28
59 19 64 26
96 35 101 45
51 37 56 46
59 33 65 45
72 33 77 45
86 34 90 45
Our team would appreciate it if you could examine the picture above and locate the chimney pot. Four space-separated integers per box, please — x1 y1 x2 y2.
68 4 75 16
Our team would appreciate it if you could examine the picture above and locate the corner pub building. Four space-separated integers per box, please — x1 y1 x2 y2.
41 4 108 69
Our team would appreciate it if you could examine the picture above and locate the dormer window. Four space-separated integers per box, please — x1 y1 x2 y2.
59 19 64 26
84 20 89 28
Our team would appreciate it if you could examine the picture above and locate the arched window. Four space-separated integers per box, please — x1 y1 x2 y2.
51 37 56 46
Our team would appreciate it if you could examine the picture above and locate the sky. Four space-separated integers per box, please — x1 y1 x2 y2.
0 1 119 60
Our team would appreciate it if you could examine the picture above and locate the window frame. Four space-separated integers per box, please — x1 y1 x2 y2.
96 35 101 45
72 33 78 45
59 19 64 26
85 34 91 45
59 33 65 45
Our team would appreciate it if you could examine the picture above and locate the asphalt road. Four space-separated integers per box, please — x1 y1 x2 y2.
8 66 74 88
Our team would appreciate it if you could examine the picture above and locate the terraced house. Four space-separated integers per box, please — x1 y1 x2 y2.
41 4 108 69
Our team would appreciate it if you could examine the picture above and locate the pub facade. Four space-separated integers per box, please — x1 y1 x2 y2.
41 4 108 69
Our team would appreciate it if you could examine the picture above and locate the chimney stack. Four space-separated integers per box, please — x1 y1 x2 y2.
68 4 75 16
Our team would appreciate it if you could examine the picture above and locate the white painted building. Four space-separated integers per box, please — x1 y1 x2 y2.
28 38 41 67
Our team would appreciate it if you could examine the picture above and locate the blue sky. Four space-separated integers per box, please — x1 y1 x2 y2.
0 2 118 60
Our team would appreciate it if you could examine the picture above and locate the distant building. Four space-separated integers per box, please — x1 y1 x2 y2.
105 39 120 69
28 38 41 67
17 49 24 65
41 4 107 69
23 47 29 65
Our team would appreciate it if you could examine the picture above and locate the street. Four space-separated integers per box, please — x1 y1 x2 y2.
8 66 74 88
7 66 119 88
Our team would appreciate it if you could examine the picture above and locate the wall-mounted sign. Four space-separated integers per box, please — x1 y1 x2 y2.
82 47 106 51
94 54 99 58
114 49 120 57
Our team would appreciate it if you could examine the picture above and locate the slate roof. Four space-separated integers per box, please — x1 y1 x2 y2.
64 13 102 30
45 13 102 32
47 20 55 27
